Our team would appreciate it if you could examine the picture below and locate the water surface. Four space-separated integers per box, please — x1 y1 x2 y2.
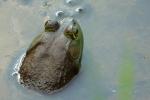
0 0 150 100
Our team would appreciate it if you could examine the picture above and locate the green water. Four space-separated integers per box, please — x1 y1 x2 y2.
118 43 134 100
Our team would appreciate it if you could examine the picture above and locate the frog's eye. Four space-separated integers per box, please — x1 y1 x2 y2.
45 20 60 32
64 25 79 40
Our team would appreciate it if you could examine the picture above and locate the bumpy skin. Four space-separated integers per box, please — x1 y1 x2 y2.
18 18 83 94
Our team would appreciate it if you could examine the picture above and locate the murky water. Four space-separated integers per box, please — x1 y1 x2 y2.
0 0 150 100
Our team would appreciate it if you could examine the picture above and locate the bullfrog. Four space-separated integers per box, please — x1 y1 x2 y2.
17 17 84 94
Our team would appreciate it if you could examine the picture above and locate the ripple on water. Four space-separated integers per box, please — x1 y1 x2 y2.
75 7 84 13
65 0 83 6
55 10 65 18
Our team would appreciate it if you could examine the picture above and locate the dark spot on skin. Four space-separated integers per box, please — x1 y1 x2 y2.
26 42 44 55
40 53 50 58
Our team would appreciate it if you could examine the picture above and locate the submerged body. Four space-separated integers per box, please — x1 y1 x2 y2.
18 18 83 94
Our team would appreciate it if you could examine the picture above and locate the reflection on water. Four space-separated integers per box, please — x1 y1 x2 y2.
0 0 150 100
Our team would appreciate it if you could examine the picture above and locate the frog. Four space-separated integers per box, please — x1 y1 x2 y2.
18 17 84 94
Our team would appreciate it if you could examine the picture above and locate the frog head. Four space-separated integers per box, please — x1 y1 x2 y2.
44 18 83 61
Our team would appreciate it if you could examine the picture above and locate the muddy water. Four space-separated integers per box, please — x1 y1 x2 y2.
0 0 150 100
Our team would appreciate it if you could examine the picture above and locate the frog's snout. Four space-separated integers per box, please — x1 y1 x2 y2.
45 20 60 32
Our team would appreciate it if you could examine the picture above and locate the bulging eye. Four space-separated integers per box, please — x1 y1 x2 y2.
45 20 60 32
64 25 78 40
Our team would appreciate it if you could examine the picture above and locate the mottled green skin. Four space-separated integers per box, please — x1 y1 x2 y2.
18 18 83 94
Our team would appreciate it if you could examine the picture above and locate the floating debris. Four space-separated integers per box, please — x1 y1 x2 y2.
75 7 83 13
65 0 78 6
55 10 65 17
42 1 51 8
66 0 73 4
